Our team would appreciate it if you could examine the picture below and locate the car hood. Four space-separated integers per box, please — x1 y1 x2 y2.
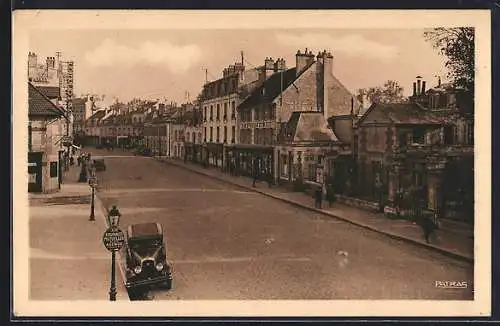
130 246 162 263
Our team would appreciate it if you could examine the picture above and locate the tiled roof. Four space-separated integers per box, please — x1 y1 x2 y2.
238 67 299 110
28 83 64 117
36 85 60 100
279 111 338 143
370 103 451 125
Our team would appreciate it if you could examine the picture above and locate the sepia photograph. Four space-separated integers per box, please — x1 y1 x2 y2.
12 10 491 317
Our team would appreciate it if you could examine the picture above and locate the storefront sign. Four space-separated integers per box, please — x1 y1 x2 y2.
240 121 275 129
102 227 125 252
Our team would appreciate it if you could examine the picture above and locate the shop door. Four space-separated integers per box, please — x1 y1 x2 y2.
28 152 43 193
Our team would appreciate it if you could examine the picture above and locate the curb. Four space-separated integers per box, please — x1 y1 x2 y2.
160 159 473 264
93 192 131 301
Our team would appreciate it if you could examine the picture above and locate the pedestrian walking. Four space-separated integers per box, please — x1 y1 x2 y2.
395 188 404 216
314 187 323 209
267 173 273 188
326 184 335 208
78 162 88 182
252 163 258 188
420 214 437 244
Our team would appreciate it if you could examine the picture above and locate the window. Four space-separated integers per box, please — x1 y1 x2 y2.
443 126 454 145
281 154 288 177
210 106 213 121
223 103 228 120
465 121 474 145
50 162 58 178
210 127 213 142
412 128 425 144
204 107 207 121
224 126 227 142
216 104 220 121
28 122 32 151
231 101 236 119
198 132 201 143
192 133 196 143
305 155 316 181
231 126 235 143
216 127 220 142
204 127 207 141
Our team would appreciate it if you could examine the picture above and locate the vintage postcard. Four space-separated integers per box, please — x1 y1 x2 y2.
12 10 491 317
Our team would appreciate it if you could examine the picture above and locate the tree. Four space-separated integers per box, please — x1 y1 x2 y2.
356 80 406 105
423 27 474 94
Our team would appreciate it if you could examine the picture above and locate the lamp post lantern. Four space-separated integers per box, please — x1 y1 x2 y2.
103 205 123 301
88 174 98 221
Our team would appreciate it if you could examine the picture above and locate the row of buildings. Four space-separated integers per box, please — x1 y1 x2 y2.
78 48 474 224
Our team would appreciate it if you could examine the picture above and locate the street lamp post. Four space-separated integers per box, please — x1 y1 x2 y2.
106 205 122 301
88 173 98 221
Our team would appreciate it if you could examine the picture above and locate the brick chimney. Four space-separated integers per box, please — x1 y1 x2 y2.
46 56 56 69
273 58 287 72
296 48 315 76
264 57 275 79
316 50 334 119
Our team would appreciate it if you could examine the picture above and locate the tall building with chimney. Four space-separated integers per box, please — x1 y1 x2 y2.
199 53 265 169
224 48 358 187
27 52 75 137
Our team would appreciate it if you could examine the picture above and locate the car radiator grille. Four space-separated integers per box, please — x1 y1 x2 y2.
142 260 155 277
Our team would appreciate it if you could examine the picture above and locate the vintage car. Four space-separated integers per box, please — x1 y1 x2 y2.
123 222 173 292
92 157 106 171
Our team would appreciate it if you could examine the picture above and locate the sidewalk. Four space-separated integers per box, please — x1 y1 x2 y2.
161 158 474 263
29 165 129 300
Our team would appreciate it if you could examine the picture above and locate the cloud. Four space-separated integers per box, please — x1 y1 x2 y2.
275 33 398 61
85 39 202 74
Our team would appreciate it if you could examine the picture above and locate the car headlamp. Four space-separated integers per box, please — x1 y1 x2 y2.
134 266 142 274
155 262 164 271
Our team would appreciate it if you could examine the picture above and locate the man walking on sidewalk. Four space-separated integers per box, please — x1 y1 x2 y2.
326 184 335 208
420 214 437 244
314 187 323 209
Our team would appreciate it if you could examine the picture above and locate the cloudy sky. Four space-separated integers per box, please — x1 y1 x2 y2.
29 28 448 106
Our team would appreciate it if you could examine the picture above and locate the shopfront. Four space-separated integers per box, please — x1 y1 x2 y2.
28 152 43 193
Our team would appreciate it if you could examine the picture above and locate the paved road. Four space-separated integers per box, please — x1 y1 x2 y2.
92 150 473 300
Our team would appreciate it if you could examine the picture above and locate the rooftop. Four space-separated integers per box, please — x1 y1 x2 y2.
28 83 64 117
